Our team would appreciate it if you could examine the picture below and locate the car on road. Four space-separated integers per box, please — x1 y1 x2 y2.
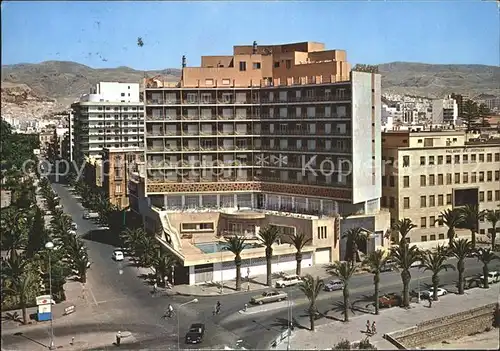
421 287 448 298
112 250 124 261
480 271 500 284
185 323 205 344
82 211 99 219
275 274 301 288
379 293 402 308
251 290 288 305
379 260 397 272
324 279 344 292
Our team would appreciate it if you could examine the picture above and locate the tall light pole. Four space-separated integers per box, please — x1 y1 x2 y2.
287 291 293 351
45 241 55 350
177 298 198 351
220 248 224 294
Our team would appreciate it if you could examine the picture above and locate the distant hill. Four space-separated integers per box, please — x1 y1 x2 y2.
1 60 499 118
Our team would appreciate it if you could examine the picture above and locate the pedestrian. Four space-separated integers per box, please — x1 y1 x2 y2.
153 282 157 295
116 331 121 346
366 320 371 334
371 321 377 334
167 304 174 318
428 295 433 308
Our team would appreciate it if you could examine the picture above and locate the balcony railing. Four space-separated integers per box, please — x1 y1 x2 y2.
260 129 351 136
260 95 350 103
145 115 178 121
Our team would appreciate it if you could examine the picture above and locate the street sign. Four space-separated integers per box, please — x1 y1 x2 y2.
63 305 76 315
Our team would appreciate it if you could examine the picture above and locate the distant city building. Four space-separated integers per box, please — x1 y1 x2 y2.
432 95 458 125
0 190 12 208
477 97 500 112
70 82 145 161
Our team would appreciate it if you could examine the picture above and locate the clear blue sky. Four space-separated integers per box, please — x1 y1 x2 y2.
2 1 499 70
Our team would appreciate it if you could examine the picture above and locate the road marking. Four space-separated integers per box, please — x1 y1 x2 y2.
85 285 98 306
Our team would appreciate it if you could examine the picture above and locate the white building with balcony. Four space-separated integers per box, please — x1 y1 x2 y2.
432 95 458 125
71 82 144 160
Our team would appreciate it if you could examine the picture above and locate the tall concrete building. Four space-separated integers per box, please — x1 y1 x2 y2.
130 41 390 286
432 95 458 125
70 82 145 161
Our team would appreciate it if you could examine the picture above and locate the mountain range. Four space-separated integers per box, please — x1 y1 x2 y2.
1 60 499 118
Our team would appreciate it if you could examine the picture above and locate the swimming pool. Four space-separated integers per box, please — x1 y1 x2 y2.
195 241 262 254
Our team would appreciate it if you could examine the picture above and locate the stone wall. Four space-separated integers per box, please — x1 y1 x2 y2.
384 303 497 349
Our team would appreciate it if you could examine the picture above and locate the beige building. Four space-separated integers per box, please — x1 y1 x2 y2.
131 41 391 286
382 129 500 248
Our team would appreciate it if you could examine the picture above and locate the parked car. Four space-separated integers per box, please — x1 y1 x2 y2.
480 271 500 284
112 250 124 261
82 211 99 219
379 293 402 308
421 287 448 298
275 274 302 288
379 260 396 272
324 279 344 292
251 290 288 305
185 323 205 344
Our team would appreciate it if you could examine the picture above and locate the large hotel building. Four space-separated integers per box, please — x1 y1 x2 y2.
382 129 500 248
130 41 391 285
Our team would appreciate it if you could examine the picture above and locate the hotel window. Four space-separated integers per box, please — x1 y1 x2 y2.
446 194 452 204
403 176 410 188
438 215 443 225
429 174 435 185
487 191 493 201
430 234 436 241
421 235 428 242
420 196 426 208
446 173 452 184
115 184 122 194
454 173 460 183
462 155 468 163
437 155 443 164
420 156 425 165
438 174 444 185
253 62 261 69
479 172 484 182
454 155 460 164
438 194 444 206
403 197 410 209
420 175 426 186
420 217 427 228
428 156 435 165
495 170 500 181
403 156 410 167
479 191 484 202
495 190 500 201
239 61 247 71
463 172 468 183
487 153 492 162
205 79 214 86
430 215 436 227
471 172 477 182
487 171 492 181
495 153 500 162
446 155 452 164
479 154 484 162
471 154 476 162
429 195 435 207
438 233 445 240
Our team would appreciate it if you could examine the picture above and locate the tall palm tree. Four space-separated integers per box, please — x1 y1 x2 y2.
475 248 499 289
288 232 311 276
258 226 281 287
152 246 178 287
449 239 473 294
437 209 464 247
419 247 455 301
224 235 247 291
0 207 29 253
298 274 324 331
390 244 421 307
328 261 357 322
485 210 500 250
393 218 417 247
363 250 388 315
342 227 369 266
459 204 486 248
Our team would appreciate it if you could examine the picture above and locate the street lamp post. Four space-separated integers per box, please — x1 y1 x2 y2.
287 291 293 351
220 249 224 294
45 241 55 350
177 298 198 351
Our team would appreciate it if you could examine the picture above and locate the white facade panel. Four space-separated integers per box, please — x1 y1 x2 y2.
314 248 331 264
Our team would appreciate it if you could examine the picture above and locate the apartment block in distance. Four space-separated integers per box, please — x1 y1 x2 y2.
382 129 500 249
131 41 390 286
70 82 145 162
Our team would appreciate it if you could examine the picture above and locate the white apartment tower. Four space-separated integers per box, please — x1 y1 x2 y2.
432 95 458 125
71 82 145 161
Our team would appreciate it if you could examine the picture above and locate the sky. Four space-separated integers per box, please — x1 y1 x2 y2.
2 0 499 70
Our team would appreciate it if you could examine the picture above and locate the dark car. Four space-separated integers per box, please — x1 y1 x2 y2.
185 323 205 344
379 293 402 308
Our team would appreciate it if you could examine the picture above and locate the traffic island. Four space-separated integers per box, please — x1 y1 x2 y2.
238 301 295 315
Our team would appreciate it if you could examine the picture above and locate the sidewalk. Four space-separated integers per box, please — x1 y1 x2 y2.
275 285 500 350
172 265 360 297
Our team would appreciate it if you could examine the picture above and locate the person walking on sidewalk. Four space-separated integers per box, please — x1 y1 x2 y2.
366 320 371 334
371 321 377 334
428 295 433 308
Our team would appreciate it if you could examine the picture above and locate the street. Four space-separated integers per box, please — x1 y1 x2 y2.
2 180 499 350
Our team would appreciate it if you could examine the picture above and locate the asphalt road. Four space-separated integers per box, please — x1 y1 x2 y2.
4 178 498 350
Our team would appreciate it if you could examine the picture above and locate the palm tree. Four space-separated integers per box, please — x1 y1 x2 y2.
0 207 29 253
66 236 90 283
298 274 324 331
363 250 388 315
288 232 311 276
437 209 464 247
485 210 500 250
342 227 369 266
224 235 247 291
459 204 486 248
26 206 48 258
152 246 178 286
475 248 499 289
393 218 417 247
120 227 146 257
419 247 455 301
328 261 357 322
449 239 474 294
258 226 281 287
390 244 421 307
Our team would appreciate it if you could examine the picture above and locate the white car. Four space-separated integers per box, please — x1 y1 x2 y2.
112 250 124 261
421 287 448 298
275 274 301 288
480 271 500 284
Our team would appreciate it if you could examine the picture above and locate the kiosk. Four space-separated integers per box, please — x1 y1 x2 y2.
36 294 53 321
